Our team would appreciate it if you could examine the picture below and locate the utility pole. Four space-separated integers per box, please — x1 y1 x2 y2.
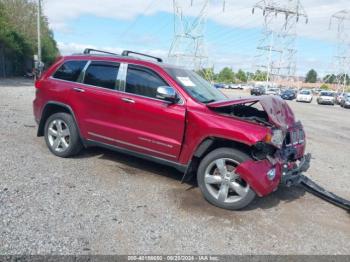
252 0 308 88
265 31 274 90
168 0 225 74
329 10 350 93
37 0 42 63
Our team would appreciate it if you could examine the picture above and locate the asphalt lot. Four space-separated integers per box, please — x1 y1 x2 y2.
0 79 349 255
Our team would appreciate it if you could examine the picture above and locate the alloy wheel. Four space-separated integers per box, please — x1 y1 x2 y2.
204 158 250 204
47 119 71 153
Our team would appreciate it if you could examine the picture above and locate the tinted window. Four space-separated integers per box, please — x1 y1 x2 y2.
84 62 120 89
126 65 167 99
320 92 334 97
53 60 87 82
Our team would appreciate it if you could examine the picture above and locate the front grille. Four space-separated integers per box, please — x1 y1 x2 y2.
284 128 305 147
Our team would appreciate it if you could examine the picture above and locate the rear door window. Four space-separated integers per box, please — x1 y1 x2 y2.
84 62 120 90
53 60 87 82
125 65 167 99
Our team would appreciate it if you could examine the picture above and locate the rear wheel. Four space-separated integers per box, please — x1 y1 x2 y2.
44 112 83 158
197 148 256 210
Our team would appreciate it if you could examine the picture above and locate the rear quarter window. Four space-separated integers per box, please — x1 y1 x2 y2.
53 60 87 82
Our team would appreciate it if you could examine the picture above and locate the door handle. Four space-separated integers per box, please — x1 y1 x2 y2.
73 87 85 93
121 98 135 104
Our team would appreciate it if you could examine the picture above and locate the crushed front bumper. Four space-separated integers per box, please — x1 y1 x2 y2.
238 152 350 211
280 153 311 187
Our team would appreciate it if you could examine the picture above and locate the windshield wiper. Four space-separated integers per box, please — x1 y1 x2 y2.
203 99 216 104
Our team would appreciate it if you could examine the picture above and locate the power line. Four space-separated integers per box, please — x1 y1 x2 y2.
252 0 308 87
168 0 225 71
328 9 350 92
118 0 157 39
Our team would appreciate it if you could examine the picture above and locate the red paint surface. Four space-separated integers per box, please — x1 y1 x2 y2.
236 159 282 197
33 54 308 197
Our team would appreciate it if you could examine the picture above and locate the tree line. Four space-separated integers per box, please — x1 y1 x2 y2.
0 0 59 77
197 67 268 83
305 69 350 86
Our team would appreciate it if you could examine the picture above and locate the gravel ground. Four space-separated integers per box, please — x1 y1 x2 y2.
0 78 349 255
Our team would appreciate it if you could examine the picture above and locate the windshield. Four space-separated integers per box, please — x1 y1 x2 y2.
320 92 334 97
300 90 311 95
164 67 227 103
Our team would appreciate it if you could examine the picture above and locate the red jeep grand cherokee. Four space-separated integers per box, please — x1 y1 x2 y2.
33 49 310 210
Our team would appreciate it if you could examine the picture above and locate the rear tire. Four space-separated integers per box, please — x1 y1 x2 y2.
197 148 256 210
44 112 83 158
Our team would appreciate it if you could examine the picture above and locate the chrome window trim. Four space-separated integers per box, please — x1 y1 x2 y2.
49 59 185 106
77 60 91 83
117 63 127 92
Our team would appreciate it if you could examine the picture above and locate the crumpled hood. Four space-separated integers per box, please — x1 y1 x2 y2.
207 96 296 130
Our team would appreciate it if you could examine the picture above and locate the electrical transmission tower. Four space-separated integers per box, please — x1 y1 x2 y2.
329 10 350 93
168 0 225 72
252 0 308 87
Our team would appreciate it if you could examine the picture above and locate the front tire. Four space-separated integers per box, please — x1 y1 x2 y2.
44 112 83 158
197 148 256 210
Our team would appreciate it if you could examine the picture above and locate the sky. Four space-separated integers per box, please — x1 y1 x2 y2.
42 0 350 77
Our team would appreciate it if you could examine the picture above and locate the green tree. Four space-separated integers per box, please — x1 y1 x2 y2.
217 67 234 83
0 0 59 76
196 67 215 82
338 73 350 86
324 74 336 84
320 84 329 90
305 69 318 83
253 70 267 81
236 69 247 83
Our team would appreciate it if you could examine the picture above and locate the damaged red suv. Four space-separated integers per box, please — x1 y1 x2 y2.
33 49 310 210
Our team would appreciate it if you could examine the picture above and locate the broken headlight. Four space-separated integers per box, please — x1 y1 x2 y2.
265 129 285 149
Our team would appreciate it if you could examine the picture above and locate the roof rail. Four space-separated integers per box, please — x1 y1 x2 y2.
83 48 119 56
122 50 163 63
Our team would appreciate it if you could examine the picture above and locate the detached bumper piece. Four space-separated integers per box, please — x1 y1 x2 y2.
280 153 311 187
281 153 350 211
299 175 350 211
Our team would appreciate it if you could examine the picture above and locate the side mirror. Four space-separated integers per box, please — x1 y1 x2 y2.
156 86 179 103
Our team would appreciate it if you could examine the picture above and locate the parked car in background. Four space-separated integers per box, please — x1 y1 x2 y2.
317 91 336 105
296 90 313 103
214 83 225 89
266 88 280 96
335 93 344 105
280 89 296 100
313 88 322 95
340 93 350 108
229 84 243 90
250 86 265 96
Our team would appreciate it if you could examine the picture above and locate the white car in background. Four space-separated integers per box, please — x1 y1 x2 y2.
317 91 336 105
296 90 313 103
266 88 280 96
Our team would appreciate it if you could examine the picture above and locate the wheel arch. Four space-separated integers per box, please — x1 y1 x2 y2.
181 136 253 183
37 101 81 139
